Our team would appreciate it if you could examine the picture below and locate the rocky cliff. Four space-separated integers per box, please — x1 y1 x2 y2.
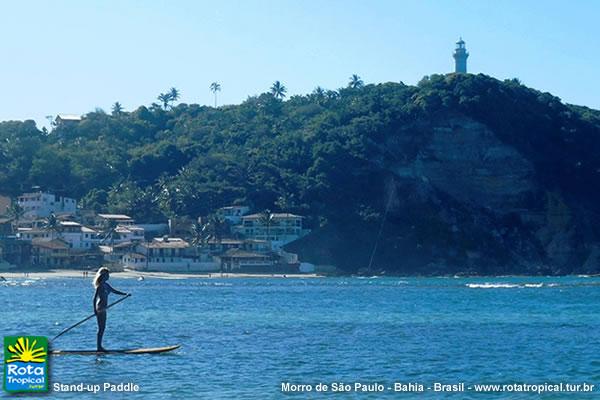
287 76 600 275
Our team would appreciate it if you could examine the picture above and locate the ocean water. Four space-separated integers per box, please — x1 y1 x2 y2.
1 275 599 399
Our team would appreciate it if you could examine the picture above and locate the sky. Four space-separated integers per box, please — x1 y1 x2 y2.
1 0 598 128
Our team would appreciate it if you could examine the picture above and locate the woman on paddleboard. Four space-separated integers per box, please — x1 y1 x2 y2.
93 267 130 352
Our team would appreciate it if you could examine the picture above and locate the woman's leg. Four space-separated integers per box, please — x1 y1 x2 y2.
96 311 107 351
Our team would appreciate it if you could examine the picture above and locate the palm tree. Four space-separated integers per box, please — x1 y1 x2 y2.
7 201 24 233
44 213 62 240
259 209 275 241
157 93 171 110
209 82 221 107
326 89 339 100
348 74 364 89
200 215 228 275
111 102 124 116
311 86 326 104
206 215 227 247
190 223 206 258
270 81 287 99
169 87 180 104
100 219 119 246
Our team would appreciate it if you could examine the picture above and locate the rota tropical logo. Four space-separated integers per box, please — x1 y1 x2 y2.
3 336 48 393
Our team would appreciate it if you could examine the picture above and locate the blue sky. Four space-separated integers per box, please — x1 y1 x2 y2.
1 0 598 127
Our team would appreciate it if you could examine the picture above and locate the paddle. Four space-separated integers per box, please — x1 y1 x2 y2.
51 294 131 342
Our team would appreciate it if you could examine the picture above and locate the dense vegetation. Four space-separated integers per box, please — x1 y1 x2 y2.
2 74 599 273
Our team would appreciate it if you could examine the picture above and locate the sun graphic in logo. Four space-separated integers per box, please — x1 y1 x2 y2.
6 337 47 363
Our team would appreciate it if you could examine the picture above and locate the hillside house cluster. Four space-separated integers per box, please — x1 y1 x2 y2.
0 191 313 273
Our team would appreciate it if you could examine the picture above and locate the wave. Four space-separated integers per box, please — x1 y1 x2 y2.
466 282 545 289
0 278 42 287
467 283 521 289
524 283 543 288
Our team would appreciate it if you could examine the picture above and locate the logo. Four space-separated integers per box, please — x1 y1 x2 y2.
3 336 48 393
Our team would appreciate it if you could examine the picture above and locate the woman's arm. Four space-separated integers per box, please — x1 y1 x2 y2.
93 287 100 313
106 283 129 296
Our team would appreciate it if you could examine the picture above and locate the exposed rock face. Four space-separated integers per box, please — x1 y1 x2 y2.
390 116 536 213
288 113 600 275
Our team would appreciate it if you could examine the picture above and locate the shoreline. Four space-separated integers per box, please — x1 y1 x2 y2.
1 268 598 281
0 268 323 280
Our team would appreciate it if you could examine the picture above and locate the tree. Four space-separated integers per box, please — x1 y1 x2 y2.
44 213 62 240
348 74 364 89
202 215 228 246
311 86 326 104
157 93 172 110
157 88 180 110
190 222 206 260
209 82 221 107
111 102 124 116
6 202 24 232
100 218 119 246
259 209 274 241
169 87 180 103
200 215 228 275
270 81 287 99
157 93 171 110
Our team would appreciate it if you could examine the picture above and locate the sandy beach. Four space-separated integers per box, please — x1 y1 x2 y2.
0 268 322 280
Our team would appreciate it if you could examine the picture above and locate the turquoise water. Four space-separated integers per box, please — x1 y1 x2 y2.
1 276 599 399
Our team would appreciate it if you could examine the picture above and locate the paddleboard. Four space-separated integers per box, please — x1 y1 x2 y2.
51 344 180 355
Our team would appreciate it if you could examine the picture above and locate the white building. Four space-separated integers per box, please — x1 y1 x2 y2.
17 192 77 219
17 228 54 241
17 221 101 251
96 214 135 226
58 221 101 251
217 249 275 272
239 213 310 250
113 225 145 243
122 237 219 272
55 114 82 125
216 205 250 225
99 242 137 265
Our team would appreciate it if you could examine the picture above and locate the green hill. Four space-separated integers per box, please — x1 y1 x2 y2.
2 73 600 274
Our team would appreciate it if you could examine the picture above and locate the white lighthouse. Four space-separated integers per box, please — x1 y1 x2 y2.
453 38 468 73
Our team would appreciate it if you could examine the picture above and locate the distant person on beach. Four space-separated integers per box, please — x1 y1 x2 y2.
93 267 130 352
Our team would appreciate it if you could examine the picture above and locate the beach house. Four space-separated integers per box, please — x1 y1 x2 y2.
239 213 310 249
216 205 250 225
122 237 219 272
217 249 275 272
58 221 102 250
17 192 77 219
54 114 82 125
31 238 70 266
96 213 135 226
